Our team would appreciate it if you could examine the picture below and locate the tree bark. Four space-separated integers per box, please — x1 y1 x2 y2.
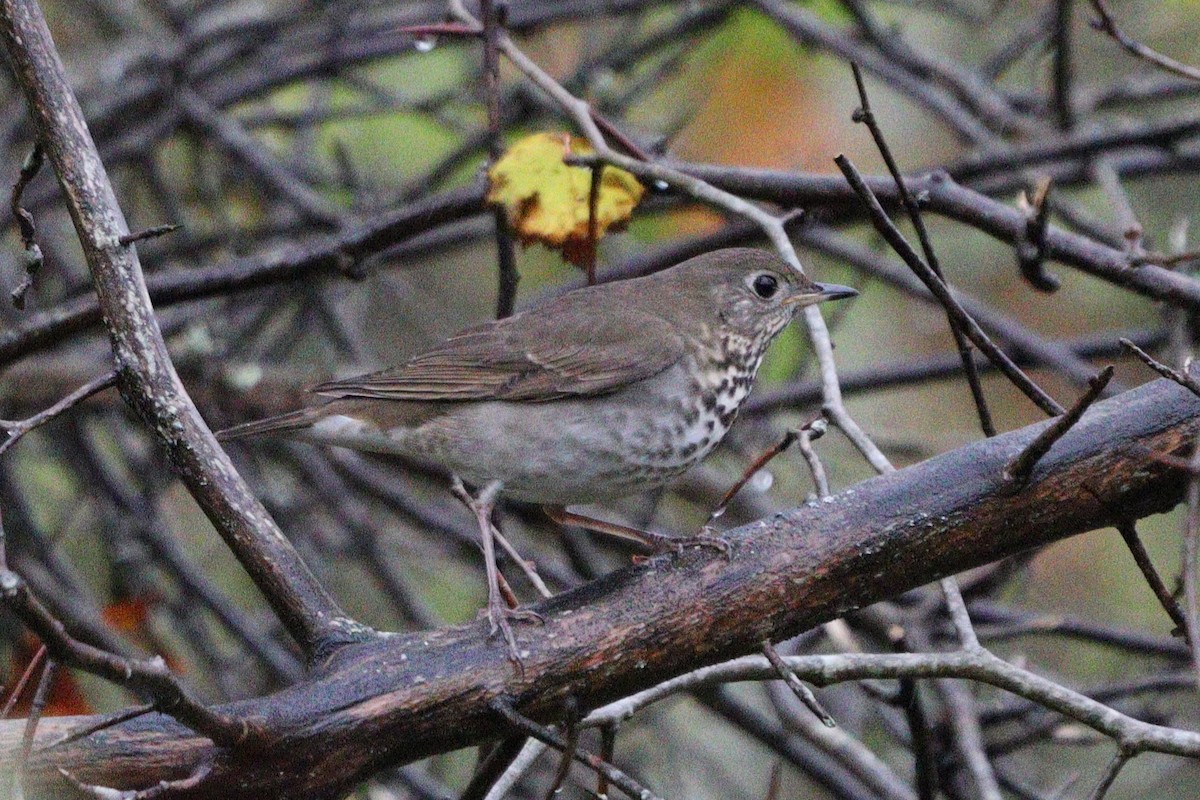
3 375 1196 799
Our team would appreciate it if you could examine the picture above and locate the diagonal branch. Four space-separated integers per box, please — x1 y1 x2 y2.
5 375 1200 797
0 0 366 659
848 61 995 436
1089 0 1200 82
835 154 1065 416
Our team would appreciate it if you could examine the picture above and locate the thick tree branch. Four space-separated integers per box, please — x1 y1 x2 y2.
3 376 1199 798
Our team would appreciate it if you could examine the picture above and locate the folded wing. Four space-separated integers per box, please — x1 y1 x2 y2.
312 300 685 403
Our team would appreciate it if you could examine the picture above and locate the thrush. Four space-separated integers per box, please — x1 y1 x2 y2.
217 247 856 654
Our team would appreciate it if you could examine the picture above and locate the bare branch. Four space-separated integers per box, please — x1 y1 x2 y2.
1121 338 1200 397
1088 0 1200 82
1004 366 1115 490
0 553 250 746
835 153 1065 416
0 0 366 657
8 142 44 309
490 697 664 800
0 371 115 457
762 639 836 727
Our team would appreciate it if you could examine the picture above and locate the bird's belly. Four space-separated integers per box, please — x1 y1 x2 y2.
304 377 742 506
442 399 729 505
424 399 732 505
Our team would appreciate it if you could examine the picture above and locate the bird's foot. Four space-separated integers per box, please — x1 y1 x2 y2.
484 599 544 665
636 529 732 561
542 505 731 562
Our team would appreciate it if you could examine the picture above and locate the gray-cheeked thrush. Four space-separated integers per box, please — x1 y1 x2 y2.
218 247 857 655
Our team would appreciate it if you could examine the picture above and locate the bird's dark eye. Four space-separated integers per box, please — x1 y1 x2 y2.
751 273 780 299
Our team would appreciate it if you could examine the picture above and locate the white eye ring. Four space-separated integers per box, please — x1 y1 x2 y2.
748 272 781 300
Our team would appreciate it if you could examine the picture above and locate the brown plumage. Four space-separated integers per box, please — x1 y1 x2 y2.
217 248 857 655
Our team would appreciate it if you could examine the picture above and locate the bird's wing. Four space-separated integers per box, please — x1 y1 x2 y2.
311 303 685 403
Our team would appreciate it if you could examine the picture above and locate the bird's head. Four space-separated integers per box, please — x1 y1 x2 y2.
671 248 857 340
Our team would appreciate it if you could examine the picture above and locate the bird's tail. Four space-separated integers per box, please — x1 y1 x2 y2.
215 407 323 442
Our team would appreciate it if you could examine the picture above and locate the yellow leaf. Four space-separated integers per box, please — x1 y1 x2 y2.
487 133 645 267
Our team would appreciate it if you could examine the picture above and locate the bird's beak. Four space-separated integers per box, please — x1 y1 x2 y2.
815 282 859 301
783 282 859 306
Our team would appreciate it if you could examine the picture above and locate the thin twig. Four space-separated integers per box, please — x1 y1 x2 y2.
941 575 982 651
887 627 938 800
1 644 45 720
1120 338 1200 397
9 142 44 309
1084 748 1133 800
580 651 1200 757
178 88 344 227
598 724 617 799
585 163 601 285
1054 0 1075 129
62 759 214 799
705 415 823 528
16 657 56 796
490 697 665 800
1117 521 1189 638
935 572 1001 798
1091 157 1143 252
590 112 652 161
938 678 1003 800
849 62 995 436
1003 365 1114 490
480 0 519 318
0 531 251 747
1089 0 1200 82
834 153 1066 416
1016 177 1061 291
492 528 552 599
763 761 783 800
118 223 180 246
481 739 547 800
802 302 896 471
544 697 580 800
1132 249 1200 268
981 6 1055 79
762 640 836 727
459 736 529 800
0 371 116 457
796 418 831 498
1185 439 1200 693
394 22 480 39
38 703 156 751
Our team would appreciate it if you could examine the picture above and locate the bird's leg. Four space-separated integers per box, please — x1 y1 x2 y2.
451 477 550 604
703 415 827 532
451 478 540 661
703 428 802 531
473 482 519 656
543 505 730 557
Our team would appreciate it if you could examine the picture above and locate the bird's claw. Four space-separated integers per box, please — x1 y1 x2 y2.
484 604 544 666
686 532 733 560
638 530 733 561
